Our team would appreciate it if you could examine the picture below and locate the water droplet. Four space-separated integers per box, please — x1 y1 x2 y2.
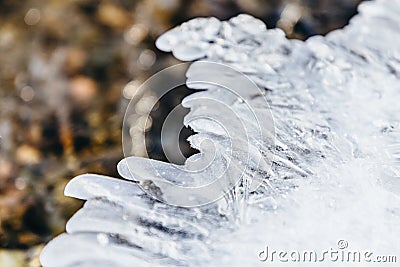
24 8 41 26
138 49 156 70
20 86 35 102
124 24 148 45
122 80 141 99
15 177 27 190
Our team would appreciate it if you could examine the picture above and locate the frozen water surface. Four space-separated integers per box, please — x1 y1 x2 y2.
41 0 400 266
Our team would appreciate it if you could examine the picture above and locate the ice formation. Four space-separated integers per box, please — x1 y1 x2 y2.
41 0 400 266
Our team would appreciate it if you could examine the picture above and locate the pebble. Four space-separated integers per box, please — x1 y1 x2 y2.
65 48 87 75
69 76 98 103
0 158 13 181
0 250 26 267
15 145 41 165
97 2 131 29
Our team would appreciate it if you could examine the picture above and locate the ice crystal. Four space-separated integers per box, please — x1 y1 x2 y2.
41 0 400 266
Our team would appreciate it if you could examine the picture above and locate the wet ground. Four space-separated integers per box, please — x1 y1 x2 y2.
0 0 361 265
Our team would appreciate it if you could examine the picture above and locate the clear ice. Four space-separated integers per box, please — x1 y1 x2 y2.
41 0 400 266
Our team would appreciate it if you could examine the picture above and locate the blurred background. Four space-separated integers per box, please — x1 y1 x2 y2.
0 0 362 266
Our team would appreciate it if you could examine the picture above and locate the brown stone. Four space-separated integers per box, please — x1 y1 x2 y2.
15 145 41 165
97 2 132 30
69 76 98 103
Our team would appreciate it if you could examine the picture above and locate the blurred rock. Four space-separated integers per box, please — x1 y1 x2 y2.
97 2 132 30
69 76 98 103
24 8 41 26
15 145 41 165
65 48 87 75
0 187 28 246
17 233 40 247
0 249 26 267
124 24 149 45
26 244 43 267
0 158 13 184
